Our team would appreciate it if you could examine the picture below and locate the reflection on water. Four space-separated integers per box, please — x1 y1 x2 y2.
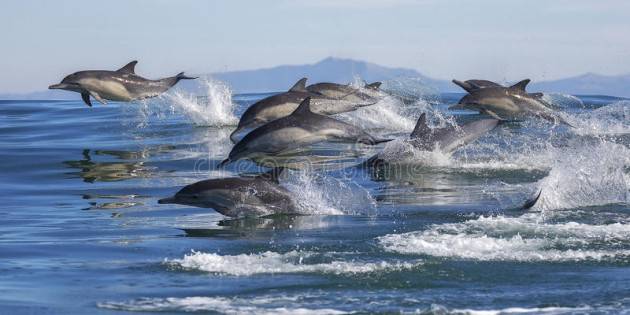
182 215 335 238
63 149 156 183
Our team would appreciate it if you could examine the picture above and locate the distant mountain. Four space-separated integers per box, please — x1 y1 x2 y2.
197 57 454 93
2 57 629 99
531 73 630 97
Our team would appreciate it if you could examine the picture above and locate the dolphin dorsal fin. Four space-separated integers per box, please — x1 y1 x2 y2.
288 78 308 92
365 82 382 90
291 97 313 116
452 79 476 93
258 167 285 183
510 79 531 91
117 60 138 74
410 113 430 138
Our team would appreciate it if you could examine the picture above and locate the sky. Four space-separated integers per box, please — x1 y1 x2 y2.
1 0 629 93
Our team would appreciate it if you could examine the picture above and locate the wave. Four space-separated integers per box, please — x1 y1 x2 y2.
378 212 630 262
98 296 348 314
165 250 420 276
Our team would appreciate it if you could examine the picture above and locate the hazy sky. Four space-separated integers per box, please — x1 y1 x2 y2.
1 0 629 93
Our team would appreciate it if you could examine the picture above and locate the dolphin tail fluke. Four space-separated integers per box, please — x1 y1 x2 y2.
360 138 394 145
365 82 382 90
176 72 198 81
521 190 542 210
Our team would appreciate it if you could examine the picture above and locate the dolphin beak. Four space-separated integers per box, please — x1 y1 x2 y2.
48 83 65 90
158 197 177 204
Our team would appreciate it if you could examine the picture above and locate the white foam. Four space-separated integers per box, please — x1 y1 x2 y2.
165 250 419 276
447 305 591 315
164 78 239 127
98 296 348 314
378 213 630 262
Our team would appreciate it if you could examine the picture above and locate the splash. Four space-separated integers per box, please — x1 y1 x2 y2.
165 250 419 276
282 171 377 216
164 78 238 127
533 140 630 211
542 93 585 110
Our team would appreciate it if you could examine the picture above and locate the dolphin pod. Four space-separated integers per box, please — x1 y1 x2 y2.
450 78 572 126
229 78 383 143
49 60 196 106
155 75 548 217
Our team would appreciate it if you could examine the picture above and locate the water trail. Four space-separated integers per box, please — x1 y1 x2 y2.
165 250 419 276
378 212 630 262
98 296 349 314
164 78 239 127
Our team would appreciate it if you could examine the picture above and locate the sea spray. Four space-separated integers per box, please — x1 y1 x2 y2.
164 78 238 127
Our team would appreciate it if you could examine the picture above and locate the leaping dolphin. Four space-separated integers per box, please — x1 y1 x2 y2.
306 81 383 104
230 78 378 143
158 168 297 217
450 78 571 126
220 97 392 167
49 60 197 107
364 113 500 167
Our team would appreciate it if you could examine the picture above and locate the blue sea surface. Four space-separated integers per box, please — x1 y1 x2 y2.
0 81 629 314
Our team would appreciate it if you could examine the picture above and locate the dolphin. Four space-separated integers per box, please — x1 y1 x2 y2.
364 113 500 166
158 168 296 217
220 97 392 167
306 81 383 104
449 79 571 126
452 79 503 90
230 78 378 143
49 60 197 107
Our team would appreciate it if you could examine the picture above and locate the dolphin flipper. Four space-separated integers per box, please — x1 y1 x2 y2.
89 91 107 105
81 92 92 107
481 109 504 120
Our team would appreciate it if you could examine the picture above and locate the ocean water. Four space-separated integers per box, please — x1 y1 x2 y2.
1 79 629 314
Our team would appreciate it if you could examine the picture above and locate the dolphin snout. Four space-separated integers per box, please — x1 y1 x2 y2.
48 83 65 90
158 197 177 204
